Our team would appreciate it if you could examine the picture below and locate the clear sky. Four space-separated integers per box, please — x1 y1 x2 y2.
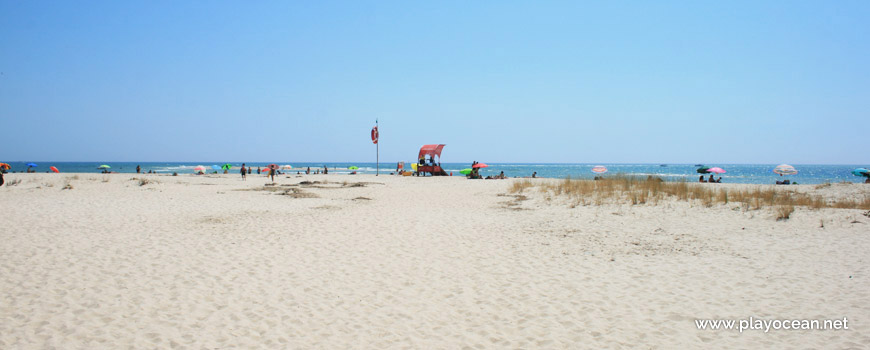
1 1 868 164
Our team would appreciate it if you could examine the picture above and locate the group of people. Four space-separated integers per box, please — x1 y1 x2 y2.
699 174 722 183
419 156 439 167
468 161 482 179
303 166 327 175
465 162 509 179
484 171 506 180
240 164 331 182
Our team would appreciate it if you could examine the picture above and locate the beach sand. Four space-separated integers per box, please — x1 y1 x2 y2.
1 173 868 349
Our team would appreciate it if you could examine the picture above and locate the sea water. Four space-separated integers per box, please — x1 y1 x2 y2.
3 162 867 185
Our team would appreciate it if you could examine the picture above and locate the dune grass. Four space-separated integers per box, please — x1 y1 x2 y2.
511 175 870 211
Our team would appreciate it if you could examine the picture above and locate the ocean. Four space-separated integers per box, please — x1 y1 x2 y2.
3 162 868 185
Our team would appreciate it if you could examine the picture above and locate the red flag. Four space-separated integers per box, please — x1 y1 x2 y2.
371 126 379 144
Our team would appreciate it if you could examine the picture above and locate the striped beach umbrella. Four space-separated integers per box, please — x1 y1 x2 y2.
773 164 797 176
193 165 207 173
591 165 607 174
281 165 293 170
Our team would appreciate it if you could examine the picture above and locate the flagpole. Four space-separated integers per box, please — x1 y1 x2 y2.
376 119 379 176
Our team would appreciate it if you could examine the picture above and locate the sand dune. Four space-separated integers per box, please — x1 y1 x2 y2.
1 173 868 348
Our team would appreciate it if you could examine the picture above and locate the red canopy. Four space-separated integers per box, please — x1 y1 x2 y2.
418 144 446 160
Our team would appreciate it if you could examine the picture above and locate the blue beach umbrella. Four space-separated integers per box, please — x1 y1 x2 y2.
26 163 37 167
211 165 221 170
852 168 870 177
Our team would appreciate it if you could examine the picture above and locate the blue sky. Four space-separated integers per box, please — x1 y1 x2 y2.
1 1 868 164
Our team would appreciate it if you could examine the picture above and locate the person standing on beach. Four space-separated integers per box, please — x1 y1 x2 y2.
269 167 276 182
136 165 141 174
0 171 4 187
240 163 247 180
323 166 328 175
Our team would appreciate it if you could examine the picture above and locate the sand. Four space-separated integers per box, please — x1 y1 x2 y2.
1 173 868 349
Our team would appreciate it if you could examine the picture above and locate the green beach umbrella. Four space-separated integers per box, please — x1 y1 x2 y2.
460 168 472 175
222 163 232 170
98 165 111 169
348 166 359 170
696 166 710 174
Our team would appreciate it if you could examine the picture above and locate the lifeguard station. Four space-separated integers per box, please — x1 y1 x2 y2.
414 144 448 176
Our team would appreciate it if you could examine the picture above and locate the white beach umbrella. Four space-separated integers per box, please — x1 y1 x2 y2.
773 164 797 176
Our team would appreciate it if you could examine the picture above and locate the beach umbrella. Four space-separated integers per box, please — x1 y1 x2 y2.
591 165 608 174
773 164 797 176
472 163 488 169
265 164 279 170
696 166 710 174
348 166 359 170
281 165 293 170
193 165 207 173
50 166 59 173
222 164 233 170
852 168 870 177
211 165 221 170
98 165 110 169
0 163 10 170
460 168 472 175
706 167 726 174
27 163 37 167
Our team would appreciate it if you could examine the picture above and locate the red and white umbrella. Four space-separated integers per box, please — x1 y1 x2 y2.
281 165 293 170
591 165 607 174
193 165 207 173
